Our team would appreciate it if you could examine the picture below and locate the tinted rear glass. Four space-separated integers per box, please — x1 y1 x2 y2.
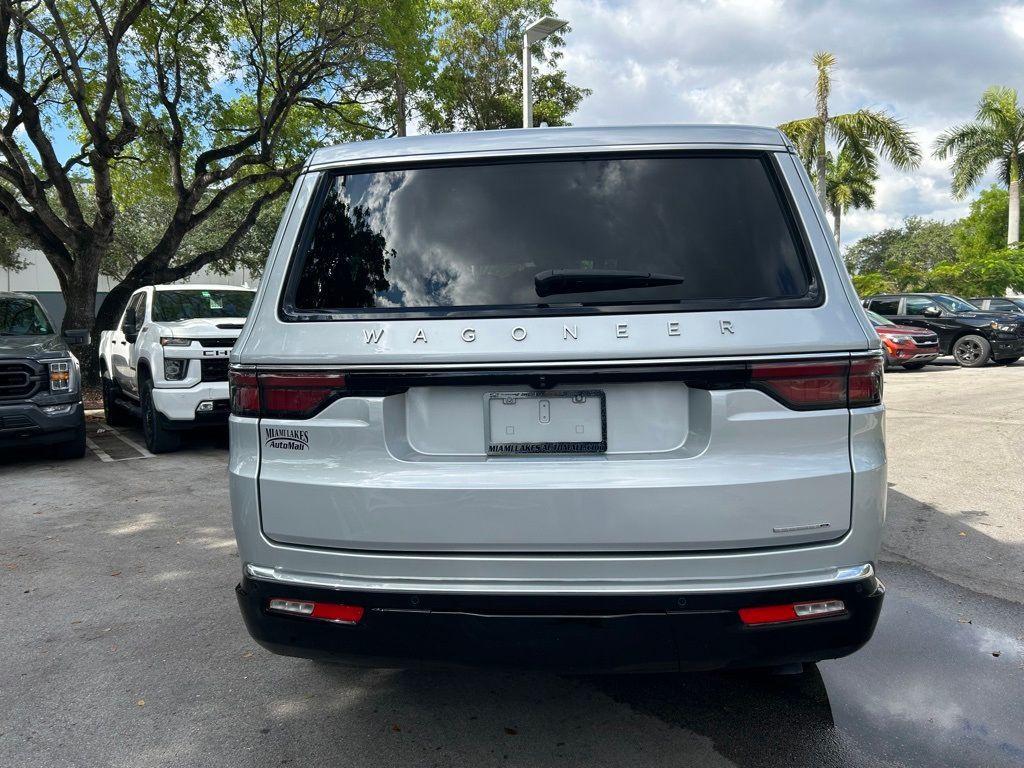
153 290 255 322
287 155 815 317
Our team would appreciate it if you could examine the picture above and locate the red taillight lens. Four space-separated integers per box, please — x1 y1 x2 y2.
229 370 260 417
260 372 347 419
229 370 347 418
848 357 883 407
750 357 882 410
739 599 846 625
268 598 364 624
750 360 849 409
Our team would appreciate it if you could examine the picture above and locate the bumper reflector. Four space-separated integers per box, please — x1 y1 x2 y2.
268 598 364 625
739 599 846 625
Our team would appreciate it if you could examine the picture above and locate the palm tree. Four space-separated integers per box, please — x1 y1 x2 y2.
826 148 878 249
779 52 920 210
934 86 1024 245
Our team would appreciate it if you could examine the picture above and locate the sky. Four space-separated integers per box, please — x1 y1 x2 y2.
552 0 1024 247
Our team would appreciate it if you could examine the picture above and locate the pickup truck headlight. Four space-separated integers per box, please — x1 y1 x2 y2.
990 322 1017 333
48 360 72 392
160 337 194 347
164 358 188 381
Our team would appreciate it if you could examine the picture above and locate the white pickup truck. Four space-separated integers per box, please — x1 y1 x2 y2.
98 284 256 452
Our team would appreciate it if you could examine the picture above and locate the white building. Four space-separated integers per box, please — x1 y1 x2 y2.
2 249 256 328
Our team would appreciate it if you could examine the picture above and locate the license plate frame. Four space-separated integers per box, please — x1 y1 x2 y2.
485 390 607 456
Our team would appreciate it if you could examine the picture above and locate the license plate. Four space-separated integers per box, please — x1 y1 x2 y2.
486 390 607 455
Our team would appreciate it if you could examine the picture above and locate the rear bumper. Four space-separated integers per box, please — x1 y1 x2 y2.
236 572 884 672
0 401 83 449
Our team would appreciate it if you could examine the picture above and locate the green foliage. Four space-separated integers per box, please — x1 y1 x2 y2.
0 215 30 270
934 86 1024 197
778 52 919 209
845 217 957 292
418 0 589 132
952 186 1009 256
846 188 1024 297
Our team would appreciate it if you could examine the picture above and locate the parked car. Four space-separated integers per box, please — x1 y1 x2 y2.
864 310 940 370
98 284 256 453
229 125 886 673
0 292 88 458
863 293 1024 367
968 296 1024 315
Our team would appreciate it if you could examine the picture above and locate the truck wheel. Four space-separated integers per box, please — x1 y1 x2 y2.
55 424 87 460
102 376 133 427
141 379 181 454
952 335 990 368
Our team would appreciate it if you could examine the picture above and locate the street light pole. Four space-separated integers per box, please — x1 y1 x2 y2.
522 16 568 128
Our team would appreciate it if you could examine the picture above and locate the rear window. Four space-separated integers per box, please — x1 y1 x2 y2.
153 290 255 322
284 154 818 319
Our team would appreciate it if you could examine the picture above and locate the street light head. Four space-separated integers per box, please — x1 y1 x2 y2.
524 16 568 45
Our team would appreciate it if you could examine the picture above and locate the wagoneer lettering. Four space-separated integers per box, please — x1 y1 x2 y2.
230 125 886 673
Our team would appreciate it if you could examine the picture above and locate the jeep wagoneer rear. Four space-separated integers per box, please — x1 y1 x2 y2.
229 126 886 672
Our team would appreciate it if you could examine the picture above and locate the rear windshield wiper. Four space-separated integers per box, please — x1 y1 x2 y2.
534 269 685 298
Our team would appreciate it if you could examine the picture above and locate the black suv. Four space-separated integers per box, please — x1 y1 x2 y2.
863 293 1024 367
0 292 88 458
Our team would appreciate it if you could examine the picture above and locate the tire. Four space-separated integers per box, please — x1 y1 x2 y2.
900 361 929 371
102 375 133 427
140 378 181 454
55 424 86 460
994 356 1021 365
952 335 991 368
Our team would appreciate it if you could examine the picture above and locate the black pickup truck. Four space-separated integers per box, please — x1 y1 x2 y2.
0 292 88 458
863 292 1024 367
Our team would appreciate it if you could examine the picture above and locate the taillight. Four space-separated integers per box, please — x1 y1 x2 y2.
267 598 364 624
229 370 260 417
848 357 883 407
229 369 347 419
260 372 346 418
739 599 846 625
750 357 882 410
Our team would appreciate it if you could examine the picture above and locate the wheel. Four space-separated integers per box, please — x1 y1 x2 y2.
102 375 133 427
900 361 929 370
140 378 181 453
54 424 86 460
952 335 991 367
994 356 1021 365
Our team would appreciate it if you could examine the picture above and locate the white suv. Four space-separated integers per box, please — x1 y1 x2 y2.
99 284 255 452
229 126 886 672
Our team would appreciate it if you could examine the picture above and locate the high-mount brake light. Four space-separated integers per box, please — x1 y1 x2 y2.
750 357 882 410
229 370 347 419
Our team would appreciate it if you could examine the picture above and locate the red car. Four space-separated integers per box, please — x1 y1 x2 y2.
866 310 940 370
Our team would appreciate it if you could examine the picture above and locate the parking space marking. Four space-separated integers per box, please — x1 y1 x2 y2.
101 425 155 458
85 436 116 463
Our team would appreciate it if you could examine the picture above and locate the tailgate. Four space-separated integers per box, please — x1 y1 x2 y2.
256 362 855 553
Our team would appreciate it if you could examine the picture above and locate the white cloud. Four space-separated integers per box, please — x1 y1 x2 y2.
554 0 1019 246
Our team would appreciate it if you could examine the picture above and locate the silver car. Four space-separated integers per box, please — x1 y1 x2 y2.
229 125 886 672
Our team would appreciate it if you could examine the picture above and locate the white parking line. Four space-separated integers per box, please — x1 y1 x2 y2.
102 426 155 458
85 437 115 463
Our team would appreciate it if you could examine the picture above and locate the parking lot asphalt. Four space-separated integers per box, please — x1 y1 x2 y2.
2 362 1023 768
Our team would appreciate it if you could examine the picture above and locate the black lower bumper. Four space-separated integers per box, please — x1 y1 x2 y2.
236 573 884 673
0 401 84 449
991 338 1024 360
